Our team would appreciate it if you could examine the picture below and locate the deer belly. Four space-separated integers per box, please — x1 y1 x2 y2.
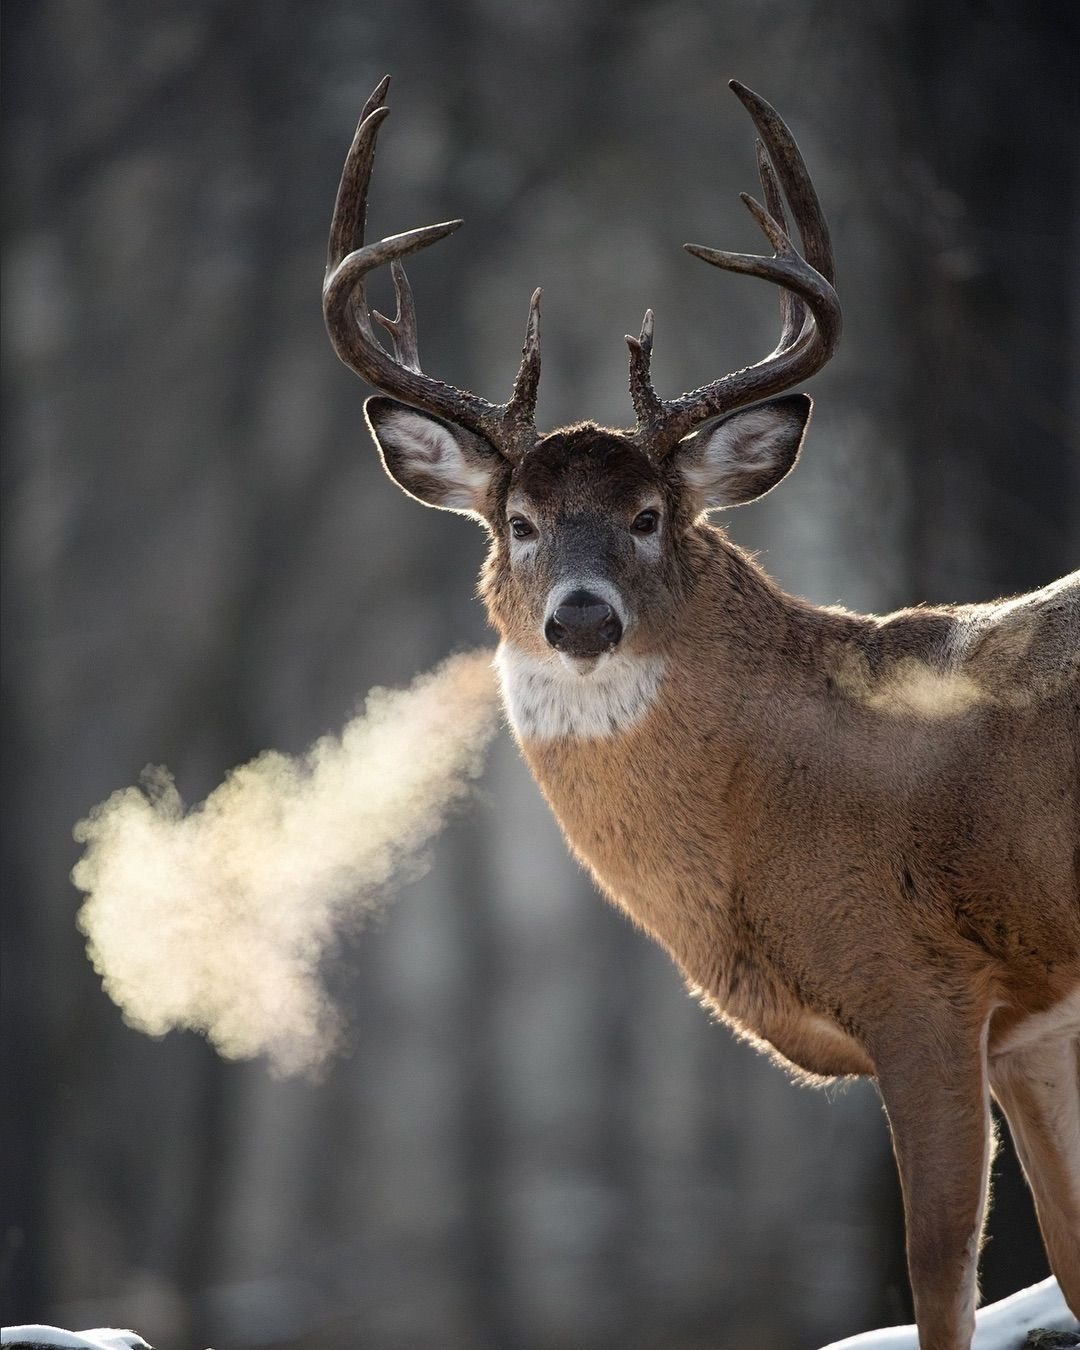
767 1009 874 1078
691 950 875 1081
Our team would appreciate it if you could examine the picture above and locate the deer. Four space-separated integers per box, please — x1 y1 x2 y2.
322 76 1080 1350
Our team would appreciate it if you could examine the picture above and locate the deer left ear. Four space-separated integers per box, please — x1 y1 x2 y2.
674 393 812 509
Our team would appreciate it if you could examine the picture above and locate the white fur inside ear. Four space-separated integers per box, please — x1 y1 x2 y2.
682 409 784 489
377 408 492 511
681 406 801 506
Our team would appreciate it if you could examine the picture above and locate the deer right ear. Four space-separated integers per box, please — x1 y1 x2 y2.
364 397 504 520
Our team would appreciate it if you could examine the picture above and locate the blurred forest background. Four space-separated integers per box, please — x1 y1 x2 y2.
3 2 1077 1348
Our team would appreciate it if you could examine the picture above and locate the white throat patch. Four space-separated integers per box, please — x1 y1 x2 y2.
495 642 666 741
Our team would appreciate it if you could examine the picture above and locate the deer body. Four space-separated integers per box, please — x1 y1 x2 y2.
323 77 1080 1350
498 537 1080 1348
496 547 1079 1081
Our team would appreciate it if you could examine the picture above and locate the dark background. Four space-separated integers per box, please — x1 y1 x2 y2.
3 2 1077 1347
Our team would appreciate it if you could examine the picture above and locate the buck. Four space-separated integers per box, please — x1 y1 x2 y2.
323 77 1080 1350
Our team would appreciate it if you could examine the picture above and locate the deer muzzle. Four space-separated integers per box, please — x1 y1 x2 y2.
544 588 624 658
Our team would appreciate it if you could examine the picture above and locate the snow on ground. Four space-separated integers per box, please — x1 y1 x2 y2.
0 1330 151 1349
3 1279 1075 1350
820 1277 1078 1348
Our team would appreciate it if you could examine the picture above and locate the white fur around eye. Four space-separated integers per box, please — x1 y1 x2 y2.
506 505 541 557
509 532 538 559
630 506 663 554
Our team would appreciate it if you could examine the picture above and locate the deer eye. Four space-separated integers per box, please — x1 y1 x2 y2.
631 509 660 535
509 515 536 541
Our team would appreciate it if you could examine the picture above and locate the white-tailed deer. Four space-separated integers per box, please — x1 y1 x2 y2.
323 77 1080 1350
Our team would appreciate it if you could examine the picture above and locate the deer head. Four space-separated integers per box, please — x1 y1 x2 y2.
323 78 841 671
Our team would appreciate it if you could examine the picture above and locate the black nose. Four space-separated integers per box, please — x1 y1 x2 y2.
545 589 623 656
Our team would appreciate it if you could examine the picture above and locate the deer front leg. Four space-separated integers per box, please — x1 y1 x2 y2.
990 1035 1080 1317
874 1025 992 1350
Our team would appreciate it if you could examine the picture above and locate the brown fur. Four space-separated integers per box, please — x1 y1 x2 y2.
370 408 1080 1350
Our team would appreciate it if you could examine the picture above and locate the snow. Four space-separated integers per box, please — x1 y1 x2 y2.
3 1279 1074 1350
0 1330 151 1350
819 1277 1078 1348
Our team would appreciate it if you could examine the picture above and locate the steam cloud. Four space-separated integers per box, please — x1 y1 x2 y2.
73 651 500 1076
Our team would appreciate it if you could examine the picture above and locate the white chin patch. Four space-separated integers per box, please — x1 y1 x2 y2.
495 642 666 741
558 652 603 676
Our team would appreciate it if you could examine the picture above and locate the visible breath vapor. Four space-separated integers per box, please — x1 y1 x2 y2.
73 651 500 1076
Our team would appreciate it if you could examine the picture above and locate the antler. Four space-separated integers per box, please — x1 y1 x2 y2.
627 81 842 456
323 76 542 463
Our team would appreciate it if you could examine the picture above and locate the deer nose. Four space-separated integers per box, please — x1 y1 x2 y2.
545 589 623 657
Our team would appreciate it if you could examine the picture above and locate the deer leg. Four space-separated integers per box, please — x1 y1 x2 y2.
874 1026 992 1350
990 1035 1080 1316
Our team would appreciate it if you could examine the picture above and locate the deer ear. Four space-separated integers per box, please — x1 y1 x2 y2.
674 394 812 509
364 397 504 519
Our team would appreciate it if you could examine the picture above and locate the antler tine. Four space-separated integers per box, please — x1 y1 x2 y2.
324 78 544 463
372 260 421 372
626 309 663 425
504 288 543 433
631 81 842 456
731 80 834 285
326 76 391 275
755 139 804 352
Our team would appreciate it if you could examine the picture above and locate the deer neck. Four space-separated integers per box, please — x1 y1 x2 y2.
493 532 851 969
